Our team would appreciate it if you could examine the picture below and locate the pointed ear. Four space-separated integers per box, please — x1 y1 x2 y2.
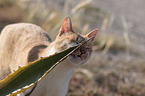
58 17 73 36
86 28 98 41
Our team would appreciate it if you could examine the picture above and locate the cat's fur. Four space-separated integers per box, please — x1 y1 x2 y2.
0 17 97 96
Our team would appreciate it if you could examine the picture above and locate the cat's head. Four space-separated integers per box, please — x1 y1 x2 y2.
54 17 98 66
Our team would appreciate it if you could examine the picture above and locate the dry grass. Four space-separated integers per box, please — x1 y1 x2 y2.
0 0 24 31
0 0 18 7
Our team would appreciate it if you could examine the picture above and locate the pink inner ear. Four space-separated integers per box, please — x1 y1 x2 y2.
87 28 98 41
59 17 73 36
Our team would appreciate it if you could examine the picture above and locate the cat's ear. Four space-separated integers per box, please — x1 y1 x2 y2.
86 28 98 41
58 17 73 36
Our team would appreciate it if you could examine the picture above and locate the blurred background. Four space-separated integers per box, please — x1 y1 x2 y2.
0 0 145 95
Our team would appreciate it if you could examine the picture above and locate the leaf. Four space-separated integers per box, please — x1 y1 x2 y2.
0 37 93 96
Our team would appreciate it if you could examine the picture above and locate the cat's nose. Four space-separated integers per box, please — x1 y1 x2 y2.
80 47 86 54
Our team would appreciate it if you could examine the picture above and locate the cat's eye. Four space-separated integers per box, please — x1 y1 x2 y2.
76 36 85 44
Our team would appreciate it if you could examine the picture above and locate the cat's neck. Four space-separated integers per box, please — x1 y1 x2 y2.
39 39 75 58
39 42 56 57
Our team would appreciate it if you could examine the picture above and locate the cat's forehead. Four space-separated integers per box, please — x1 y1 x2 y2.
56 32 89 44
76 34 86 41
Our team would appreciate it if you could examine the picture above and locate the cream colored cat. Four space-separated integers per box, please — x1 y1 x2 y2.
0 17 97 96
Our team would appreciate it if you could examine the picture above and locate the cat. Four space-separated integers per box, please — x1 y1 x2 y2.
0 17 97 96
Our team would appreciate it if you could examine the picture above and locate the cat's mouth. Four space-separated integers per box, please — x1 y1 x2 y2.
70 47 87 60
72 52 83 59
72 54 82 58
